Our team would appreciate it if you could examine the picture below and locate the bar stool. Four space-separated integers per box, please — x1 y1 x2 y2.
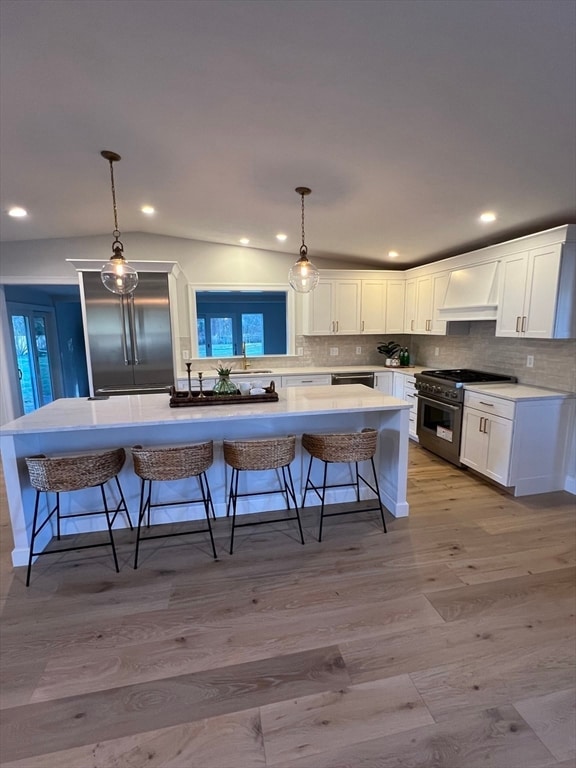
24 447 131 587
223 436 305 554
131 441 217 569
301 428 387 541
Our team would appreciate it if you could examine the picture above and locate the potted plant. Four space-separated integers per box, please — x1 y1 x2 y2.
377 341 401 367
213 361 238 396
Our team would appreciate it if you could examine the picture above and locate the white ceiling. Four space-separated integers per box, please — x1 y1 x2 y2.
1 0 575 268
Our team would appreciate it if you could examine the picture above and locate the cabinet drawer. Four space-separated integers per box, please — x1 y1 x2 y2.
464 390 515 419
281 375 332 387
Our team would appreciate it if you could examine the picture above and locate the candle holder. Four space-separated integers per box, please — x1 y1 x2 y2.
197 371 206 398
185 362 193 396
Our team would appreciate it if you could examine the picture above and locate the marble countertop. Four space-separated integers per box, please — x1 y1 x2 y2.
0 384 411 435
177 364 427 379
463 382 575 401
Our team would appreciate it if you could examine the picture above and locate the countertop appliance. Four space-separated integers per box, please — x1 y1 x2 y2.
80 271 174 396
414 369 517 466
331 372 375 388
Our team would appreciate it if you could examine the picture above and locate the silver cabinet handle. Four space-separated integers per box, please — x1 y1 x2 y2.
521 315 527 333
479 416 485 433
483 418 489 434
331 321 335 333
361 320 365 331
411 320 414 331
120 296 130 365
516 316 521 333
336 320 339 332
479 401 494 407
129 294 139 364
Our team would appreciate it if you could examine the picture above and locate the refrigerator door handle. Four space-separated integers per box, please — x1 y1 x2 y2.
129 294 140 365
119 296 130 365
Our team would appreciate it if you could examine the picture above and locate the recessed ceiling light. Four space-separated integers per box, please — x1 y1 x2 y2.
141 205 155 215
480 211 497 223
8 206 28 218
239 238 250 245
388 250 399 258
276 233 288 242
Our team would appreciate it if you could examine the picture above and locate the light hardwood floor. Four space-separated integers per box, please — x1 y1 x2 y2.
0 444 575 767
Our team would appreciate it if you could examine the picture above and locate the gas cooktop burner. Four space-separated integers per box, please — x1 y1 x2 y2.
420 369 516 384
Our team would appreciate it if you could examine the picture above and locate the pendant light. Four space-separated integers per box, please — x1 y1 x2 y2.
288 186 320 293
100 150 138 295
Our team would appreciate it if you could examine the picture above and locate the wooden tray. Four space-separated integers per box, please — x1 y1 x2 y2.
169 382 278 407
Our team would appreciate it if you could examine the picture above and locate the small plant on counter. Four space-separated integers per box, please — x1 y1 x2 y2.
377 341 401 359
214 361 234 376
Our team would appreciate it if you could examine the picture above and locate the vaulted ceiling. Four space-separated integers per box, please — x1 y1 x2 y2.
1 0 575 267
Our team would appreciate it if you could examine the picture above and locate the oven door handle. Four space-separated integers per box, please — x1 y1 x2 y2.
416 395 461 411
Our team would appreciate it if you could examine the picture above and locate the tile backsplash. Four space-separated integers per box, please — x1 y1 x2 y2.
179 322 576 392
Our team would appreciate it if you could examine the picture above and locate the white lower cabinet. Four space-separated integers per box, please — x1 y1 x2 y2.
374 371 393 395
280 374 332 387
461 389 575 495
460 400 513 485
393 372 417 439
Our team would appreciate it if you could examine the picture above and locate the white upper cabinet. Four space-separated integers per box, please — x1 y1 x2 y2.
404 271 449 334
496 243 576 338
304 272 405 335
360 278 405 334
306 278 361 335
360 280 386 334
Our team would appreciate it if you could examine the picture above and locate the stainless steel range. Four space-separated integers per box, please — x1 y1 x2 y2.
414 369 517 466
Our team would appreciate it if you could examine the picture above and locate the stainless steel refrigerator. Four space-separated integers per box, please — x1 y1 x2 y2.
80 271 175 396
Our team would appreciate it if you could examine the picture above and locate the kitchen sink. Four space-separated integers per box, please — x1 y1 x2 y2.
232 369 273 375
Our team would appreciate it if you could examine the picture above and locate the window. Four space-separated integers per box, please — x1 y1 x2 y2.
191 288 293 358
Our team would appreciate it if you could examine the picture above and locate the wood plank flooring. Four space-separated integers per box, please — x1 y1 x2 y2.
0 444 575 767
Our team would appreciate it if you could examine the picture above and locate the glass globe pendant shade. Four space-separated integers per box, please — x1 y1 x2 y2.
99 150 139 295
288 250 320 293
101 246 139 295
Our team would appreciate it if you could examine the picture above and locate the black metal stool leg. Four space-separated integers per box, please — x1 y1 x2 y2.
114 475 133 530
25 490 42 587
302 455 314 506
55 491 61 540
100 483 120 573
229 468 241 555
134 478 149 569
284 465 305 545
370 457 387 533
318 461 329 543
199 472 218 559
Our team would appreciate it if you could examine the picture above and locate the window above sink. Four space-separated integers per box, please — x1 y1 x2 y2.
188 285 296 359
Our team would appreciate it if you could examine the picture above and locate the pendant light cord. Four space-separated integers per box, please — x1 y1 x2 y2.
300 191 308 257
107 158 121 239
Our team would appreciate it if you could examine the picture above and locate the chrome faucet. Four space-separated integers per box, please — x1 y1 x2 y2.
242 342 251 370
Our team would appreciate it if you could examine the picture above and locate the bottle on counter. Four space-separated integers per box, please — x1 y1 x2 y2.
399 348 407 366
404 348 410 366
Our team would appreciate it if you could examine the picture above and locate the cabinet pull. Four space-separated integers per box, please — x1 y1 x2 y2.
411 320 414 331
336 320 339 332
483 418 489 434
331 321 335 332
361 320 365 332
521 315 527 333
478 401 494 407
515 316 521 333
479 417 485 433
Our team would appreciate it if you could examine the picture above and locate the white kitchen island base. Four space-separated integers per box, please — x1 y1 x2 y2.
0 385 411 567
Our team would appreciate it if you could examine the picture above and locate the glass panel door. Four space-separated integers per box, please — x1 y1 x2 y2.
8 306 59 414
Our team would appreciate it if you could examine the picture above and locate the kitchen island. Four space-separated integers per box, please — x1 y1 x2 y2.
0 385 411 567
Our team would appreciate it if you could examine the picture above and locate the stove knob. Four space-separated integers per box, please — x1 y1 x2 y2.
451 391 458 399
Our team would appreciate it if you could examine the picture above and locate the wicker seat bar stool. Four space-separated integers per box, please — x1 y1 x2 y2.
301 428 387 542
223 436 305 554
131 441 217 569
24 447 132 587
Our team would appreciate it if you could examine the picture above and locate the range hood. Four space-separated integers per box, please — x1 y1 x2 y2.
438 261 499 321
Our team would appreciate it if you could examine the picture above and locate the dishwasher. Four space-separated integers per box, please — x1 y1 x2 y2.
331 372 375 388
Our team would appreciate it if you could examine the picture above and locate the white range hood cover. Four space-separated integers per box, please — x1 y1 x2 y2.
438 261 499 321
